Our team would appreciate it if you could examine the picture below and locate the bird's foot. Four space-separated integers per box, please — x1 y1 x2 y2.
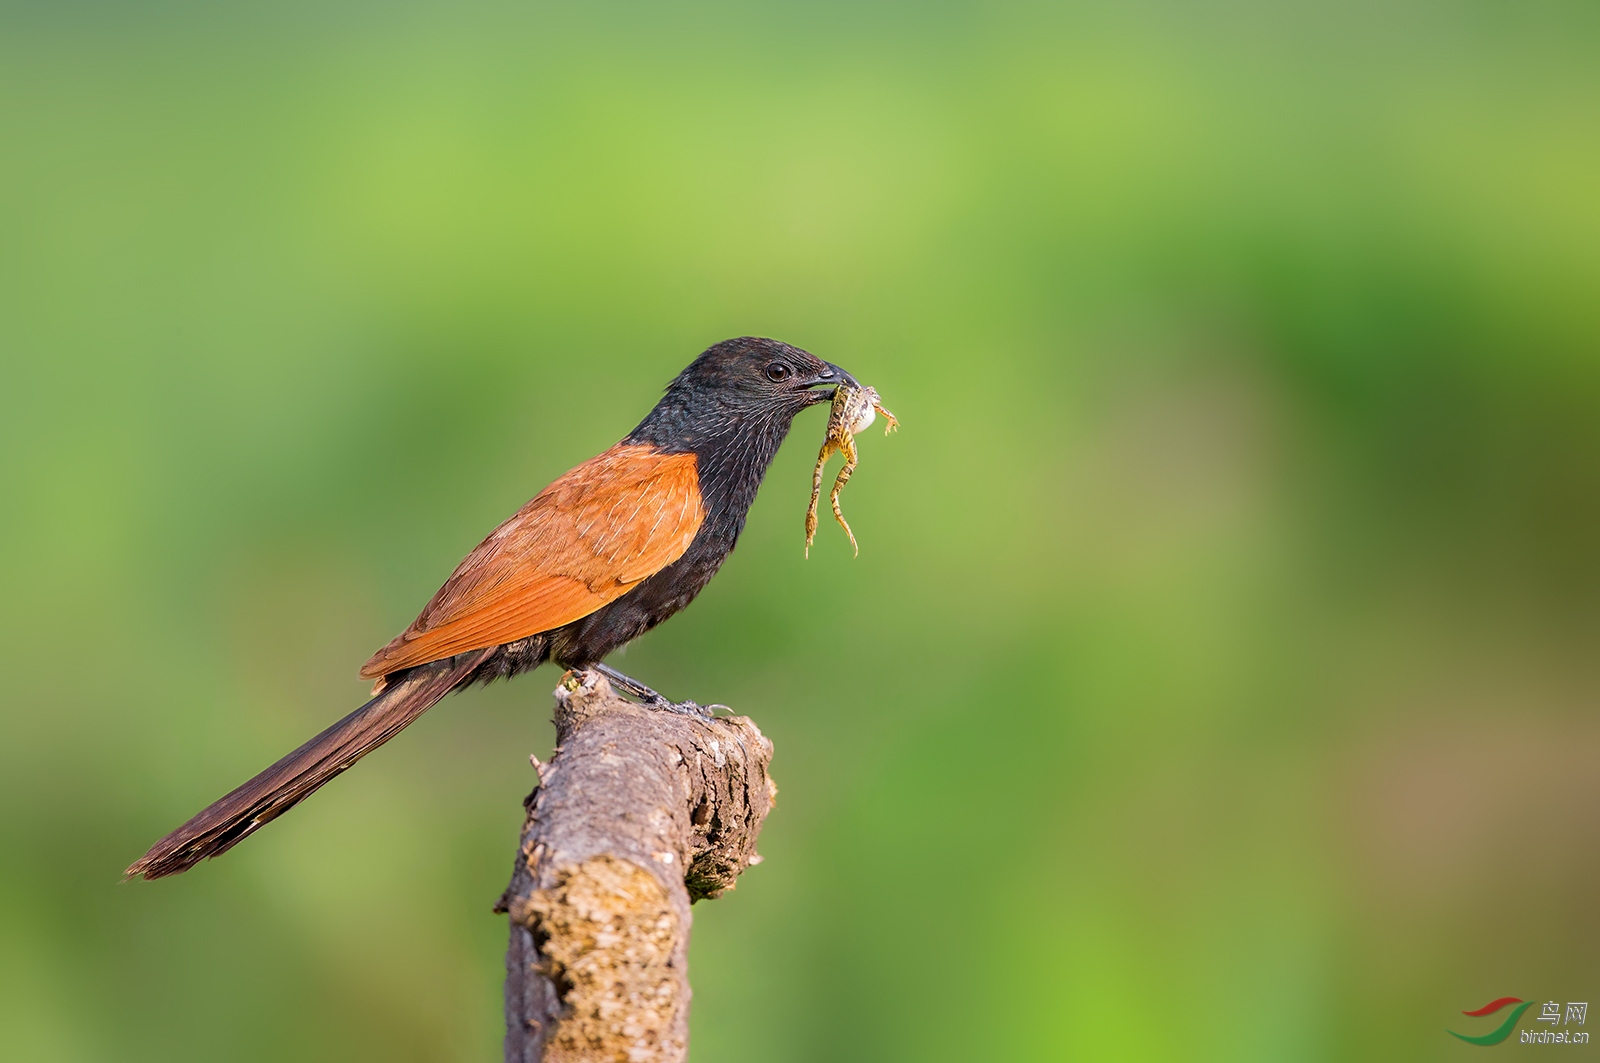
591 663 722 718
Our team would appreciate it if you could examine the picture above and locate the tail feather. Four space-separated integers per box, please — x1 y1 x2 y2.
126 649 492 880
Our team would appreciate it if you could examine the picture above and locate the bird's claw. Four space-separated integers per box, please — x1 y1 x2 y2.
642 695 716 719
662 698 717 719
591 663 718 718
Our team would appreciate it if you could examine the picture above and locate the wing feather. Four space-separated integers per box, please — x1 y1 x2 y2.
359 444 704 678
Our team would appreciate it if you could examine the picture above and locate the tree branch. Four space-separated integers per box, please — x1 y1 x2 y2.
497 669 776 1063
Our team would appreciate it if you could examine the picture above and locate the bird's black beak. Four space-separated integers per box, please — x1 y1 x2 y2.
805 362 858 402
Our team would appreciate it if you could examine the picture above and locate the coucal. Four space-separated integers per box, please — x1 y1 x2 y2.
128 337 857 880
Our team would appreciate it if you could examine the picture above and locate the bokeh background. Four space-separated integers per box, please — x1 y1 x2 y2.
3 2 1598 1060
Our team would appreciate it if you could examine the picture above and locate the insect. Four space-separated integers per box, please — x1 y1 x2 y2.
805 382 898 557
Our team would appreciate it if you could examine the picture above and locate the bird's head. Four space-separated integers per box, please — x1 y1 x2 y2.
671 336 856 411
629 336 857 457
627 337 862 509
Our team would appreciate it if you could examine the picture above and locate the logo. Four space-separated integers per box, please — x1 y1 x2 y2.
1449 998 1588 1046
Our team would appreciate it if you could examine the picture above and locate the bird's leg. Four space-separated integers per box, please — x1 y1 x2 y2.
590 663 719 718
591 663 670 708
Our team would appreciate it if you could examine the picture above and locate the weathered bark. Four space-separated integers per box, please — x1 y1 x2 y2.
497 670 776 1063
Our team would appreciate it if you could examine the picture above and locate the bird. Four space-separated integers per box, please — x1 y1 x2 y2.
126 337 857 880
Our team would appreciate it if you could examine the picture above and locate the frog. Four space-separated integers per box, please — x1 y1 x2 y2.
805 382 898 557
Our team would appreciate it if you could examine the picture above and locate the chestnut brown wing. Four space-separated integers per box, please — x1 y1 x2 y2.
359 444 704 678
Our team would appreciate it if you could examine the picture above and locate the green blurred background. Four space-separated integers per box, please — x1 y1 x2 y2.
3 2 1598 1060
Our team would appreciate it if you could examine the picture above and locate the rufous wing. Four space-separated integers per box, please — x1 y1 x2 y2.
359 444 704 678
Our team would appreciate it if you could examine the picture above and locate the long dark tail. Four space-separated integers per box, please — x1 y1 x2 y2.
126 649 492 880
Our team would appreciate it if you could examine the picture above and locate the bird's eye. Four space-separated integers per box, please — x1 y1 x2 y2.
765 362 792 383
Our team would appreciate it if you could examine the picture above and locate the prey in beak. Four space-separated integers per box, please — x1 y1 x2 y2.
804 381 897 557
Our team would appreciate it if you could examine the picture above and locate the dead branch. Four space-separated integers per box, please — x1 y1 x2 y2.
497 670 776 1063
